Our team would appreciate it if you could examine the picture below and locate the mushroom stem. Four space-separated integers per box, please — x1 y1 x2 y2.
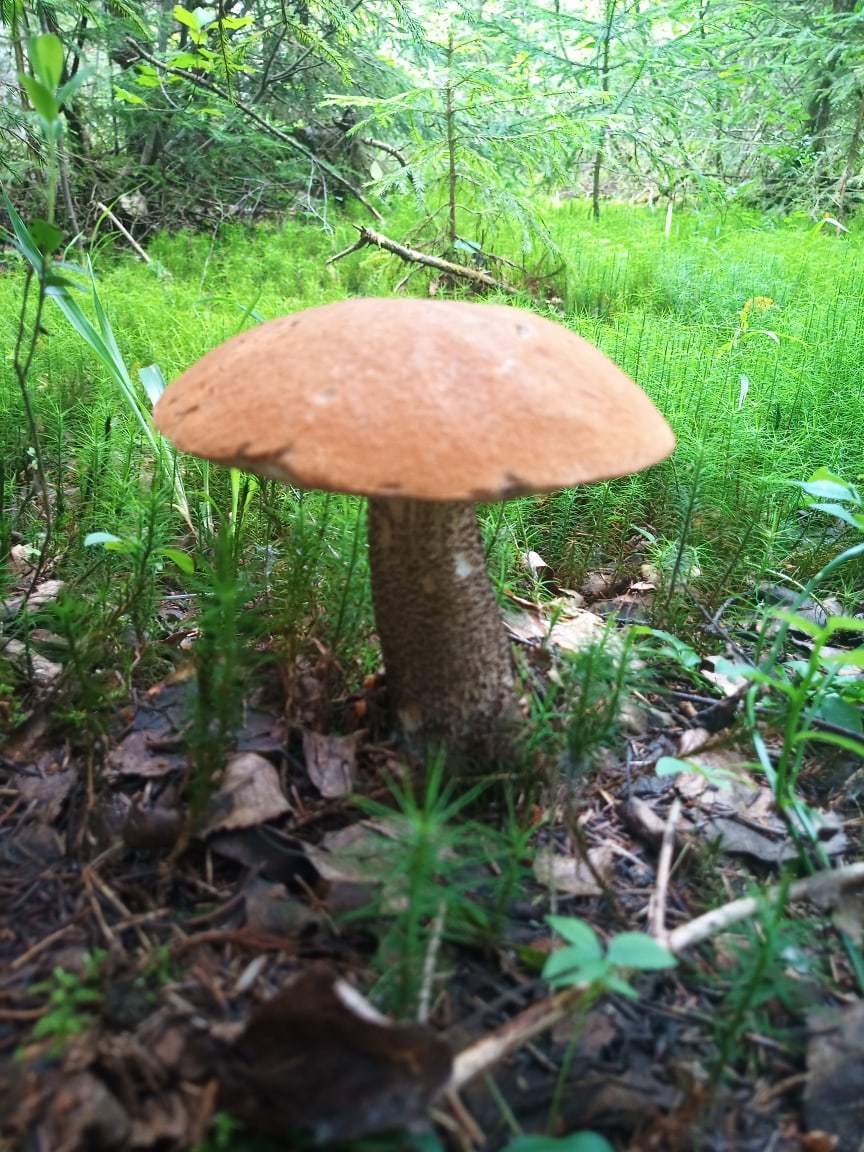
367 498 517 761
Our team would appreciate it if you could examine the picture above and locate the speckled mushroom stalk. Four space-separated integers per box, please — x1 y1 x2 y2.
152 297 676 768
367 498 516 759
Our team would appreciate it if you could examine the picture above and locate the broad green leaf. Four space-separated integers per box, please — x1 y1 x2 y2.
159 547 195 574
807 503 864 531
603 974 639 1000
57 67 94 106
1 193 43 272
546 916 603 957
607 933 677 971
29 218 63 255
113 85 145 105
30 32 63 90
817 694 863 734
655 756 692 777
173 5 200 29
85 532 124 547
543 949 608 987
797 479 857 502
139 364 167 408
21 74 59 122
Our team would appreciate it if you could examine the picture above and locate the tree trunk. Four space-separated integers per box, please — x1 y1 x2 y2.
591 0 616 222
367 498 517 764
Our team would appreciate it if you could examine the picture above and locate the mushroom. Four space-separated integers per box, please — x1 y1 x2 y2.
153 297 675 761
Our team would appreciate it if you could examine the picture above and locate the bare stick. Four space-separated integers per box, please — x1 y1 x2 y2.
667 861 864 953
362 138 407 166
650 797 681 944
450 985 585 1091
418 900 447 1024
326 225 519 295
96 201 152 264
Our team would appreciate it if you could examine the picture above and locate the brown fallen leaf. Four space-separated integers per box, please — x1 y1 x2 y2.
107 730 179 779
303 729 360 798
533 843 615 897
0 578 66 620
14 753 74 822
4 640 63 689
215 970 452 1142
201 753 291 835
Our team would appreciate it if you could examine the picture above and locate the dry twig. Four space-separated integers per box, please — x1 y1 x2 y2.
327 225 519 295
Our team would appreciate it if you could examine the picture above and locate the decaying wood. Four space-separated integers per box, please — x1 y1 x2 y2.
326 225 519 295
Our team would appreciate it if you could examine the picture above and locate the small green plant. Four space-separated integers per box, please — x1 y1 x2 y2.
346 755 532 1016
706 885 820 1088
30 950 106 1053
186 524 259 820
542 917 675 1132
523 624 639 777
543 917 676 998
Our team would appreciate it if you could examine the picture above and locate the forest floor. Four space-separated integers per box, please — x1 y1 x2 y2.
1 202 864 1152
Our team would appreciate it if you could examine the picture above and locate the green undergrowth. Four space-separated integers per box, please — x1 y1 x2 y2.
2 200 863 722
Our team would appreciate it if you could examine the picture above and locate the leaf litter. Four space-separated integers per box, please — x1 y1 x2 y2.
1 565 864 1152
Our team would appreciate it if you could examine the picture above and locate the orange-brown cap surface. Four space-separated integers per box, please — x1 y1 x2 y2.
153 297 675 501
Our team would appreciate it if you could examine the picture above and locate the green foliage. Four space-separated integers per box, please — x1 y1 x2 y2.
523 624 639 776
543 916 676 1001
346 757 532 1017
30 950 106 1053
186 524 259 818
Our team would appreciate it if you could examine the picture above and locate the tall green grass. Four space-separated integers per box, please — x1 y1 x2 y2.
1 201 862 706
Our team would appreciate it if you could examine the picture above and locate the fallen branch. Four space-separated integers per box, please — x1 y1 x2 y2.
96 201 151 263
327 225 519 295
362 138 408 166
449 860 864 1091
125 39 383 222
666 860 864 953
650 796 681 944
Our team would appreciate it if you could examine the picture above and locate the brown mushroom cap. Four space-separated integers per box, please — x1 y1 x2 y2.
153 297 675 501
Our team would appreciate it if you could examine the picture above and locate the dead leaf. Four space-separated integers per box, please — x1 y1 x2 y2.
128 1094 187 1148
9 543 37 573
4 640 62 689
701 654 748 697
303 730 359 798
44 1072 130 1152
549 609 608 654
243 877 320 937
201 753 291 835
14 754 74 821
522 550 549 576
677 727 713 757
107 730 178 779
502 602 547 644
215 970 452 1143
0 579 65 620
580 570 618 599
533 843 614 896
306 820 395 885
